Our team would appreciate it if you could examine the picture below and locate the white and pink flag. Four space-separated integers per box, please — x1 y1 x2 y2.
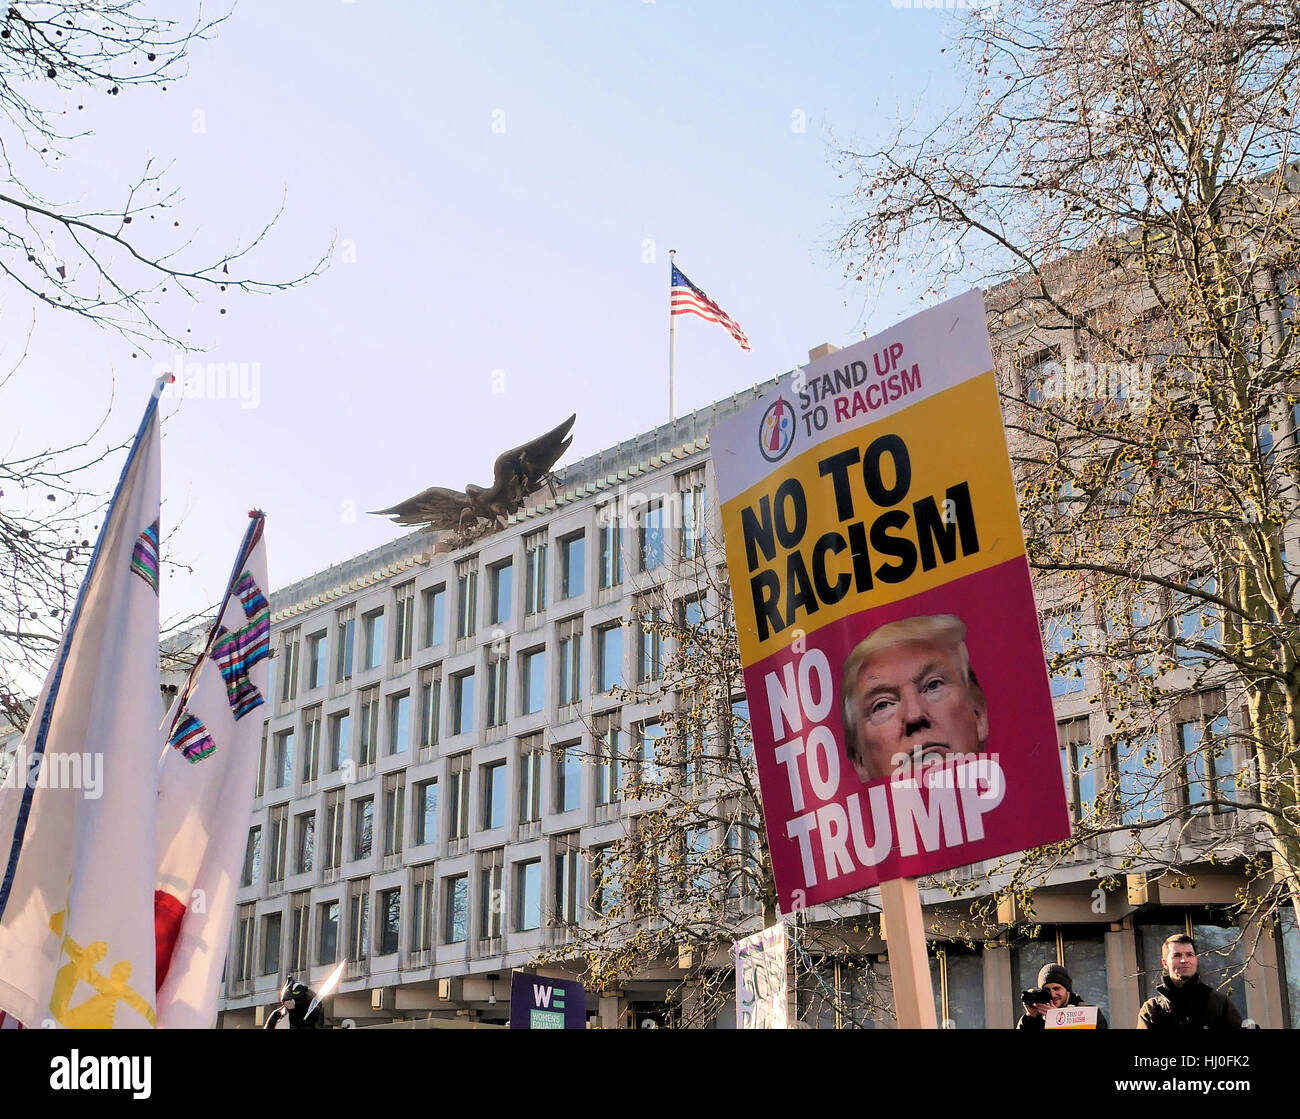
154 513 270 1029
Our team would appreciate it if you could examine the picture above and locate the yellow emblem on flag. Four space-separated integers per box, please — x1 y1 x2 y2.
48 905 156 1028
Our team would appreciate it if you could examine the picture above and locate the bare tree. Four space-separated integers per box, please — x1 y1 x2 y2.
535 524 891 1027
836 0 1300 947
0 2 325 712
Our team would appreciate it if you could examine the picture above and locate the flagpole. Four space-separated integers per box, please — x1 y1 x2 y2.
668 248 677 422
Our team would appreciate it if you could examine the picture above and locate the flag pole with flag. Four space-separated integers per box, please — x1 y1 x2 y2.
669 252 751 421
0 376 170 1029
154 511 271 1029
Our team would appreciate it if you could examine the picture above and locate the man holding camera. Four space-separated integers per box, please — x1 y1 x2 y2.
1016 964 1110 1029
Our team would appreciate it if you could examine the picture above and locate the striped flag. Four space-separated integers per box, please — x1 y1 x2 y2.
0 383 165 1029
154 513 270 1029
671 265 751 352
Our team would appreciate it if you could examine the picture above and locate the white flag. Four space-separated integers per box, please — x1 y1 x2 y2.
155 513 270 1029
0 386 164 1028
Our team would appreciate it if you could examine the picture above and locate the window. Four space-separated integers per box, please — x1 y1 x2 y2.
447 754 471 841
410 865 435 954
680 468 708 558
233 905 255 983
362 608 385 671
415 779 438 846
267 805 288 883
483 761 507 830
328 710 350 772
516 860 542 931
1177 692 1235 813
301 706 321 785
422 584 446 648
317 901 339 965
730 697 752 763
561 532 585 599
637 603 663 682
347 879 370 962
255 728 267 798
378 887 401 956
358 686 379 767
1058 717 1096 821
725 811 759 901
1044 610 1085 697
260 912 282 975
1113 732 1163 824
353 796 374 860
387 691 410 755
554 835 580 925
451 671 475 737
335 606 355 683
323 790 344 872
1173 574 1222 664
306 630 327 690
597 624 623 693
456 560 478 639
640 500 665 571
489 559 513 626
520 647 546 715
280 630 300 704
598 507 622 589
294 812 315 875
555 741 583 814
289 892 310 971
274 729 294 789
524 532 548 615
418 664 441 750
479 853 504 939
638 721 666 788
393 582 415 663
444 875 469 943
241 826 261 887
383 772 405 857
596 717 622 805
590 844 618 917
486 650 509 729
519 737 543 824
557 617 582 707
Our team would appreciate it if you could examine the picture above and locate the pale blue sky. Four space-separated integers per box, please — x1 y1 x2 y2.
1 0 975 626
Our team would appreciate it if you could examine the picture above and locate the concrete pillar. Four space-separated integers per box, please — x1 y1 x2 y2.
598 994 622 1029
1241 915 1285 1030
1106 925 1140 1029
984 944 1015 1029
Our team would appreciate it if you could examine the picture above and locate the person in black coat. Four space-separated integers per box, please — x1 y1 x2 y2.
1138 935 1243 1030
1016 963 1110 1029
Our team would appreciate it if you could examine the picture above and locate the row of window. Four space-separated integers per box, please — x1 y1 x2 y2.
274 474 709 704
242 707 753 889
257 597 713 798
1057 690 1239 826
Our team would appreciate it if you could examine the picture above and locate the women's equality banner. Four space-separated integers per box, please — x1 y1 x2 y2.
710 289 1071 913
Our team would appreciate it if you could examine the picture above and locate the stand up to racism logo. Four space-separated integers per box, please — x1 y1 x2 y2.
759 395 796 462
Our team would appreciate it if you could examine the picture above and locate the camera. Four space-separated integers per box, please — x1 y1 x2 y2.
1021 986 1052 1007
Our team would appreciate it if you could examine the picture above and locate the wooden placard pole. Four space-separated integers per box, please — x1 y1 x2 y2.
879 876 938 1029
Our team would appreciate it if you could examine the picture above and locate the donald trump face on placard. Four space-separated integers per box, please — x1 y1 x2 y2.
841 614 989 782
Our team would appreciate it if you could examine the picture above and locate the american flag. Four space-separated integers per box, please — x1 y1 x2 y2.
671 265 750 352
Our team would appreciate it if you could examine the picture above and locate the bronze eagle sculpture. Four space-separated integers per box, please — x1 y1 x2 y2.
369 414 576 549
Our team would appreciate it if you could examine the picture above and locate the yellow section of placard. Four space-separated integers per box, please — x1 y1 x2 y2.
720 371 1025 666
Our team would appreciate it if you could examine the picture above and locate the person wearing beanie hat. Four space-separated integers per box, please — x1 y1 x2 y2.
1015 962 1110 1029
